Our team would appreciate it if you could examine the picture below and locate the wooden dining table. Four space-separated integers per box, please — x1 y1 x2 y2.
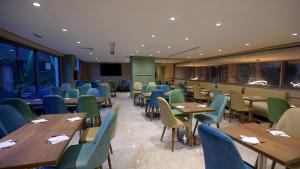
142 92 170 98
26 97 106 106
170 102 215 146
221 123 300 169
0 113 86 169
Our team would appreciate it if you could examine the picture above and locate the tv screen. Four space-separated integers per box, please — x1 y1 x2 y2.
100 63 122 76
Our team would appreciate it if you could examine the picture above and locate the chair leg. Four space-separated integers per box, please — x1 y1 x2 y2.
161 126 166 141
110 144 113 154
192 120 199 137
150 108 154 121
185 127 192 146
107 153 112 169
216 123 220 128
108 99 112 108
271 161 276 169
229 108 233 123
172 128 175 152
269 122 274 128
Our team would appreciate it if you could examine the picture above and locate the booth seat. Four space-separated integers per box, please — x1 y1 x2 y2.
173 79 186 88
198 82 216 99
186 80 198 86
244 87 288 117
216 84 243 94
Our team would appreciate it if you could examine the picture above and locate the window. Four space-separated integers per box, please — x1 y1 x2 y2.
205 67 211 81
220 65 228 83
259 62 281 86
38 51 59 88
285 61 300 89
211 66 219 83
239 63 256 84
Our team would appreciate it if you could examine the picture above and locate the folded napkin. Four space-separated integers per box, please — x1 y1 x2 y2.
176 105 186 108
267 130 290 137
67 117 82 122
240 135 260 144
31 118 48 124
0 139 16 149
48 135 69 144
197 104 207 108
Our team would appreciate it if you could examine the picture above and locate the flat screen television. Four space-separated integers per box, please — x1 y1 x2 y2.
100 63 122 76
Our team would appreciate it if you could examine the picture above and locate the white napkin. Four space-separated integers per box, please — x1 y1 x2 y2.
67 117 82 122
267 130 290 137
48 135 69 144
64 98 71 100
197 104 207 108
240 135 260 144
0 139 16 149
31 118 48 124
176 105 186 108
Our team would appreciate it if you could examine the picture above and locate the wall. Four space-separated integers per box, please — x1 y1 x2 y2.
61 55 76 87
131 56 155 86
156 63 174 82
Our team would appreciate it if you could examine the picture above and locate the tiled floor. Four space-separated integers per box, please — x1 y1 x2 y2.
72 92 286 169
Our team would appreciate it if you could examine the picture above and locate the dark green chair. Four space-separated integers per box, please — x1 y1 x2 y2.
267 97 290 127
169 89 187 117
66 89 79 98
1 98 36 121
51 86 64 97
78 95 101 127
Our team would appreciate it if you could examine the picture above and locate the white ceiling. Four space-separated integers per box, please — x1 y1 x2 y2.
0 0 300 63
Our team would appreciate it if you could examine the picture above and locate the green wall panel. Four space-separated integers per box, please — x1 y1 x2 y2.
131 56 155 90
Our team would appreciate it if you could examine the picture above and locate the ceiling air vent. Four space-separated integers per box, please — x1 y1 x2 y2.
32 33 43 39
80 47 94 51
109 42 115 55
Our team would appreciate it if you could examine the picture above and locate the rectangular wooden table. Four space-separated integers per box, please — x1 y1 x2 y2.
221 123 300 169
0 113 86 169
142 92 170 98
26 97 105 106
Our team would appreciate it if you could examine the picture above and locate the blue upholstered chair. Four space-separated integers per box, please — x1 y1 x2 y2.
43 95 69 114
198 124 254 169
147 90 165 121
0 105 26 137
51 86 64 97
38 88 52 98
159 85 171 93
76 80 84 87
61 83 71 93
99 85 112 107
87 88 100 97
120 80 128 91
78 83 91 95
91 80 101 88
193 95 227 136
57 111 116 169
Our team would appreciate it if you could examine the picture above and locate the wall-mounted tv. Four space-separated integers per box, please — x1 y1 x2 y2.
100 63 122 76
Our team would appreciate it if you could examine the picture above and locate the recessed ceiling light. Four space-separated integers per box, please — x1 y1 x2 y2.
245 43 250 46
157 51 160 54
187 56 190 58
9 49 14 52
185 37 189 41
62 28 68 32
89 52 93 55
199 53 203 56
292 33 298 36
168 46 171 49
135 50 139 53
141 44 145 47
170 17 176 21
216 23 222 27
76 41 81 44
96 57 98 60
218 49 222 52
32 2 41 7
151 34 156 38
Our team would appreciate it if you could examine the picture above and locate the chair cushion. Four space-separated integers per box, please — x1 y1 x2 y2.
245 101 268 118
80 127 99 143
194 113 217 124
171 109 188 117
244 87 288 100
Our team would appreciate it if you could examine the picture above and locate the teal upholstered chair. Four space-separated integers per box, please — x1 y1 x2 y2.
193 95 227 137
51 86 64 97
66 89 79 98
168 89 187 117
1 98 37 121
78 95 101 126
57 111 116 169
267 97 291 127
146 85 156 93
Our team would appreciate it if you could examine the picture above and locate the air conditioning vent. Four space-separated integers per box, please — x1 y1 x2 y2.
32 33 43 39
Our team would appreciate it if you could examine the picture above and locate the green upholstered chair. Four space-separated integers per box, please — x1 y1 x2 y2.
229 90 254 123
50 86 64 97
267 97 290 127
66 89 79 98
1 98 36 121
78 95 101 127
146 85 156 93
168 89 187 117
101 84 112 107
57 111 116 169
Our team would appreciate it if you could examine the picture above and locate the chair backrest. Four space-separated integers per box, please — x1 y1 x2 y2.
276 108 300 138
0 105 26 137
112 102 121 139
169 89 185 103
61 83 72 92
108 80 115 90
78 85 90 95
212 88 223 98
193 86 202 100
66 89 79 98
1 98 36 121
178 83 188 94
146 85 156 93
141 85 147 93
101 83 111 91
78 95 99 118
121 80 128 87
21 86 36 99
87 88 100 97
51 86 63 96
198 124 249 169
98 86 107 98
38 88 52 98
83 83 92 89
209 95 227 122
157 97 180 127
76 80 84 87
267 97 290 124
91 80 101 88
148 82 156 87
149 90 165 108
134 82 143 91
43 95 68 114
157 85 170 92
101 84 112 99
229 90 247 111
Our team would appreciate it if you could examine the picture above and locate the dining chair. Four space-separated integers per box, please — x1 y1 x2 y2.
179 83 193 100
212 88 223 98
168 89 188 117
120 80 128 91
66 89 79 98
91 80 101 88
229 90 254 123
50 86 64 97
148 81 156 87
57 111 116 169
267 97 290 127
38 88 52 98
0 105 26 137
61 83 71 93
1 98 36 121
134 82 143 92
157 97 192 151
76 80 84 88
146 85 156 93
147 90 165 121
138 85 147 106
157 85 171 92
78 95 101 127
270 108 300 169
198 124 254 169
193 95 227 137
87 88 100 97
80 102 121 155
78 85 89 96
43 95 69 114
101 84 112 107
193 86 209 103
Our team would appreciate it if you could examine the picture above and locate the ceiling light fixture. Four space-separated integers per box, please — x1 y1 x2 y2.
168 46 171 49
32 2 41 7
218 49 222 52
89 52 93 55
292 33 298 36
199 53 203 56
135 50 139 53
185 37 189 41
96 57 98 60
141 44 145 47
151 34 156 38
157 51 160 54
62 28 68 32
150 54 153 56
170 17 176 21
9 49 14 52
76 41 81 44
245 43 250 46
216 23 222 27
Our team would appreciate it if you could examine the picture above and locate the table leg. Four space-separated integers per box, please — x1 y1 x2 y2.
257 154 267 169
177 115 196 146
